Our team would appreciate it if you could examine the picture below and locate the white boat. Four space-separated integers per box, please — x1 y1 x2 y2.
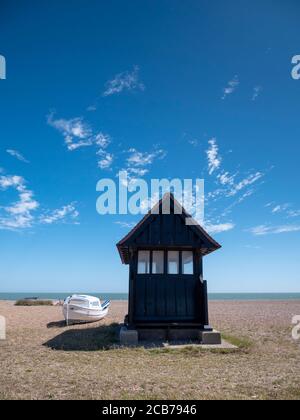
63 295 110 325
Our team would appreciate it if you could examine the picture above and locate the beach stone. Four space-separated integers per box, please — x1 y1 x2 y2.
120 326 138 346
200 330 222 345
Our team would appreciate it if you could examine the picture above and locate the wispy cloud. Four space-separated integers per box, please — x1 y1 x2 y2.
86 104 97 112
114 221 136 229
47 113 93 151
39 203 79 225
204 138 266 233
127 148 166 168
266 202 300 219
0 174 39 230
250 224 300 236
205 222 235 234
6 149 29 163
210 167 263 201
252 85 262 101
95 133 113 169
97 151 114 170
217 171 235 186
0 172 80 230
123 148 167 179
271 203 290 214
117 148 167 187
103 66 145 97
227 172 264 197
95 133 111 149
222 75 239 100
206 138 222 175
48 113 114 170
288 209 300 218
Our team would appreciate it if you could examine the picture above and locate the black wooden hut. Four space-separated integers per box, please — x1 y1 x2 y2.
117 193 221 332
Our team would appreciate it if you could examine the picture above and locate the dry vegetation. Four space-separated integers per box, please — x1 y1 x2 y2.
15 300 54 307
0 300 300 400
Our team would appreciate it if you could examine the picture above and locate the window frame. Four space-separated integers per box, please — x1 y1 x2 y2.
151 250 165 275
136 249 195 276
167 250 180 275
182 250 194 275
137 250 151 274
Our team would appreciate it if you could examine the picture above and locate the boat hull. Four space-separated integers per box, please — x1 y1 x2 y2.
63 304 109 324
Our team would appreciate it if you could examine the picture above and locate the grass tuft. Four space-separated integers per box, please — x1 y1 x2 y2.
222 334 253 351
15 300 53 306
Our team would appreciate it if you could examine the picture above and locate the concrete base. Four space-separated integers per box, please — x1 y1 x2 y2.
200 330 222 345
120 326 138 346
138 329 166 341
138 328 201 342
120 326 222 346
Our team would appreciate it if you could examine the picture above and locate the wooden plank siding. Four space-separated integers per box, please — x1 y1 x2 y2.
133 274 199 322
116 194 221 329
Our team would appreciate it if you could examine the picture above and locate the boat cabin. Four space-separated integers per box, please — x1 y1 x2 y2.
117 193 221 330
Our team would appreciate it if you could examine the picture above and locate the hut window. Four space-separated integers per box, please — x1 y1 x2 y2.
138 251 150 274
168 251 179 274
182 251 194 275
152 251 164 274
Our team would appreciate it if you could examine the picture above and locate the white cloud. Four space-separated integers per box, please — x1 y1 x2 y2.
95 133 111 149
40 203 79 225
250 224 300 236
6 191 39 215
271 203 290 214
217 171 235 186
0 172 80 230
97 152 114 170
206 138 222 175
0 174 39 230
127 148 166 167
126 168 149 177
222 75 239 99
288 209 300 218
267 203 300 219
0 175 23 189
95 134 113 169
48 113 113 170
206 139 264 203
6 149 29 163
115 221 136 229
252 86 262 101
236 189 255 203
87 105 97 112
227 172 263 196
205 222 235 234
121 148 167 181
47 113 93 151
103 66 145 97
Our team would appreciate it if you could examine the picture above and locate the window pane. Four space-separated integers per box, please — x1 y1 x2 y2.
138 251 150 274
168 251 179 274
182 251 194 275
152 251 164 274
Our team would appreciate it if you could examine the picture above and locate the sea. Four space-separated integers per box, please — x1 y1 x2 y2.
0 292 300 301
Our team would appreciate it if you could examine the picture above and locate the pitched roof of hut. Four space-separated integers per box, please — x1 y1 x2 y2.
117 193 221 264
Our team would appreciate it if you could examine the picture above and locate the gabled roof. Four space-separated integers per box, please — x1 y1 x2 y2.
116 193 221 264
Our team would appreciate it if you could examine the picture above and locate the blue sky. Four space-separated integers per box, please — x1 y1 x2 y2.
0 0 300 293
